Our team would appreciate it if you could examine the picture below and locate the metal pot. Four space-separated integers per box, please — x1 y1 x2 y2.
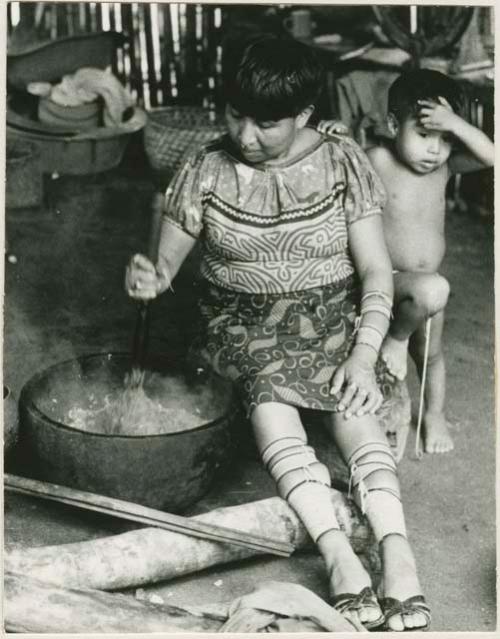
18 353 236 513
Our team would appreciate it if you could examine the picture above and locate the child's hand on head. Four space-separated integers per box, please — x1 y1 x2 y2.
317 119 350 136
417 96 460 133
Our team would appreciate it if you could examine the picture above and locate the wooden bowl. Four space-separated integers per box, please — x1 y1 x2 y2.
38 97 101 131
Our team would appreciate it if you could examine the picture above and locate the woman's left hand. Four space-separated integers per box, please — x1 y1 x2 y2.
330 352 383 419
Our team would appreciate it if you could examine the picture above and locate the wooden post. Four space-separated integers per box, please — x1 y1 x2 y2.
5 492 372 591
5 572 223 634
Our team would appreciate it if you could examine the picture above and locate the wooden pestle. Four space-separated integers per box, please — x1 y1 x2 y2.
129 192 164 387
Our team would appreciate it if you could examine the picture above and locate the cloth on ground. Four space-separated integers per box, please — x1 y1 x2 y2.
218 580 365 632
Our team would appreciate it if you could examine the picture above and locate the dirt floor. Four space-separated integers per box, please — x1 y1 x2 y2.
3 156 497 632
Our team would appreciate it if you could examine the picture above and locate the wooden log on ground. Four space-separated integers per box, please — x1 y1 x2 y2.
5 473 294 557
5 492 372 591
5 572 223 633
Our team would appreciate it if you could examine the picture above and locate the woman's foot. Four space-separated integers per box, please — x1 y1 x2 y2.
319 530 383 629
423 412 454 454
381 335 409 381
380 534 430 631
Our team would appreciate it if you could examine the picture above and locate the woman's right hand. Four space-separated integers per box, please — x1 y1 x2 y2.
125 253 167 300
330 350 383 419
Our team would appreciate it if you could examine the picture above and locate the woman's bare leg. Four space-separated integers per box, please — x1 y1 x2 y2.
325 411 428 631
251 402 381 628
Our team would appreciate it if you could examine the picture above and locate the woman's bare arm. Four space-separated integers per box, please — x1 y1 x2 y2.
126 219 197 300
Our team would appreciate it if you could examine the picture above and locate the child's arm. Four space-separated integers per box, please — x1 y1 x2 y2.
418 97 494 174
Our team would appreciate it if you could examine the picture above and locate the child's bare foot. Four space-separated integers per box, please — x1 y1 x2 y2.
380 534 430 631
381 335 409 380
423 412 454 454
320 530 383 629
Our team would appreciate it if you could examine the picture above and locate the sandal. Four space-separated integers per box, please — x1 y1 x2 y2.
331 586 385 630
380 595 431 631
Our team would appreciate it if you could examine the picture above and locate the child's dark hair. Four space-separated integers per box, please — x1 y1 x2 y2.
223 34 324 121
388 69 466 122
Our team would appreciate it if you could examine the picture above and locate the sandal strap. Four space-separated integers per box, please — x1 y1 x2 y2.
332 586 378 612
381 595 431 629
332 587 385 630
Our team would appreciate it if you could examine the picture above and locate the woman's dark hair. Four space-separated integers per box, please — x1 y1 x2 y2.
388 69 466 122
223 34 325 121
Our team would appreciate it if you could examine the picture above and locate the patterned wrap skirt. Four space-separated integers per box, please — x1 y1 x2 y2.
196 275 362 416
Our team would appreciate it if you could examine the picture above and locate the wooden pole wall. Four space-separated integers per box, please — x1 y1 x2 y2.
7 2 224 109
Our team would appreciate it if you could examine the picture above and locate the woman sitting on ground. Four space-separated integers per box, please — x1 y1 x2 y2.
126 34 430 632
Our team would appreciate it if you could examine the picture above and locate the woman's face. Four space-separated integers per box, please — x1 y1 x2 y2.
225 104 304 164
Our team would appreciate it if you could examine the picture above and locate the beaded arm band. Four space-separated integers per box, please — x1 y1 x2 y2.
361 290 392 306
354 290 393 355
360 303 392 320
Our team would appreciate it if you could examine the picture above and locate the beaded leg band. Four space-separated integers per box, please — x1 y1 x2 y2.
262 437 340 542
347 441 407 542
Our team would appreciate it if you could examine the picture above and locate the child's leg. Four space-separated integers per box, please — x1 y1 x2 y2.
251 402 382 628
409 309 454 453
382 272 450 380
325 411 429 631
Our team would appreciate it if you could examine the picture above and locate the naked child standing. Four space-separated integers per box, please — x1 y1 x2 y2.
366 70 494 454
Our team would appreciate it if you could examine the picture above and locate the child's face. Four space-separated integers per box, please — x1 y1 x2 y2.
393 114 453 174
225 104 303 163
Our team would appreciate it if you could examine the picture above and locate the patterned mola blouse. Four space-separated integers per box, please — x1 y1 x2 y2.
163 131 386 295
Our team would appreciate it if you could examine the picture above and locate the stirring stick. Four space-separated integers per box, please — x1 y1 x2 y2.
128 193 164 388
130 301 149 388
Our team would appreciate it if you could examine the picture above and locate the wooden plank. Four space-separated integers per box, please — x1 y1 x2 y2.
159 2 175 102
201 4 215 109
133 2 146 105
143 3 159 107
94 1 103 31
171 3 185 102
5 474 295 557
66 3 75 37
49 3 58 40
120 3 140 101
19 2 37 30
7 2 13 35
84 2 92 33
211 5 225 110
108 1 116 32
184 2 199 104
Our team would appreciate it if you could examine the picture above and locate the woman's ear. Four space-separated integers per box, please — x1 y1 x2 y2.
387 113 399 138
296 105 315 129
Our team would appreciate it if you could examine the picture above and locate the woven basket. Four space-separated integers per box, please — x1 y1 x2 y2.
144 106 227 176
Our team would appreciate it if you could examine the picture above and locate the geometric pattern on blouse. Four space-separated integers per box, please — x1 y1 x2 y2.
200 183 354 293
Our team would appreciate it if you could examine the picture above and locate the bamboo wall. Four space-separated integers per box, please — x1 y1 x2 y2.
7 3 494 130
7 2 226 110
